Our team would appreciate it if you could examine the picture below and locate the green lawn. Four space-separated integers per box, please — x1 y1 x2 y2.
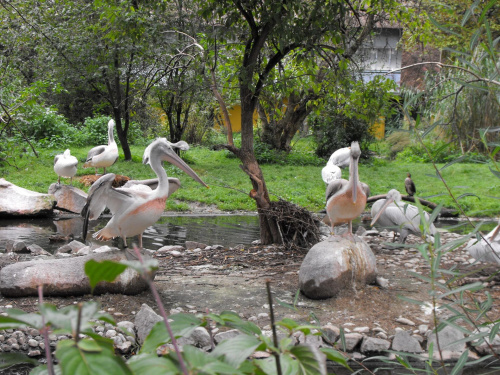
2 145 499 217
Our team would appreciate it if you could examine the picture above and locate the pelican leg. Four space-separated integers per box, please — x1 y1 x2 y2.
103 167 107 175
138 234 143 250
58 176 61 185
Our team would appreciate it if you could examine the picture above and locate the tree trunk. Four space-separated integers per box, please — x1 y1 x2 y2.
113 111 131 161
239 90 281 244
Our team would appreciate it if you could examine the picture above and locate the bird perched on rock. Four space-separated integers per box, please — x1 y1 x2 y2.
83 119 119 175
54 149 78 185
81 138 208 250
325 142 370 240
405 173 416 196
371 189 436 244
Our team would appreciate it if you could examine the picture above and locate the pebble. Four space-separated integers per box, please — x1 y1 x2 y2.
396 317 415 326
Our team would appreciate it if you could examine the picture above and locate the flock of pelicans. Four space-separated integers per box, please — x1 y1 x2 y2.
53 119 499 264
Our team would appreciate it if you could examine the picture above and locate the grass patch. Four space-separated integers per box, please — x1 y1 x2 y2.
1 145 499 217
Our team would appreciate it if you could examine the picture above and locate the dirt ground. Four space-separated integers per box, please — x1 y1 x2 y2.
1 207 498 338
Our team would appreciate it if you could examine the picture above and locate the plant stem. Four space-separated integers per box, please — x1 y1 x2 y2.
132 246 188 375
38 285 54 375
266 280 282 375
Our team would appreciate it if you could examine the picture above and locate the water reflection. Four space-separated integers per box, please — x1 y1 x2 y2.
0 214 497 254
0 214 261 253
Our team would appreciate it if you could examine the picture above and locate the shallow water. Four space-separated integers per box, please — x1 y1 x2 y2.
0 214 496 254
0 214 262 253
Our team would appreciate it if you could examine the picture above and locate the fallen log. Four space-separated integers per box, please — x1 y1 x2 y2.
366 194 459 217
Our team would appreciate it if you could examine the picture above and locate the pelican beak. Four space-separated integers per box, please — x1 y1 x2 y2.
352 178 358 203
491 225 500 241
164 150 209 188
371 198 394 226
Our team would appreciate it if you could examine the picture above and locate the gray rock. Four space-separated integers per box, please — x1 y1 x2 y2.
340 333 363 352
0 179 55 217
189 327 211 348
157 245 185 254
6 240 29 254
135 304 163 344
375 276 389 289
321 324 340 344
185 241 208 250
214 329 240 344
48 183 87 214
427 325 465 353
299 237 377 299
391 330 423 353
472 327 500 355
117 321 135 337
26 244 51 256
396 317 415 326
0 250 151 297
360 337 391 354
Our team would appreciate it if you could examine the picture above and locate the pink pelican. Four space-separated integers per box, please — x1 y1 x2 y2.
370 189 436 243
325 142 370 239
81 138 208 249
465 219 500 264
53 149 78 185
83 119 119 175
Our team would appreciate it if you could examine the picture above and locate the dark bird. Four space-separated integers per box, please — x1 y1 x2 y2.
405 173 416 196
325 142 370 239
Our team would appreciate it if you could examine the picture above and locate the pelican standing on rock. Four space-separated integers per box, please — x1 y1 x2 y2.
465 219 500 264
54 149 78 185
371 189 436 243
325 141 370 239
405 173 416 196
83 119 119 175
81 138 208 249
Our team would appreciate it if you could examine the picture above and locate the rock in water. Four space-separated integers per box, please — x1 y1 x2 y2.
0 250 151 297
48 183 88 214
299 236 377 299
0 179 55 217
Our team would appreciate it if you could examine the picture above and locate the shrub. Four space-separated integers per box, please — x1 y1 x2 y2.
311 112 373 159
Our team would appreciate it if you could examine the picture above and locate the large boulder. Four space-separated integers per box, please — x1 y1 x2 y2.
0 179 55 217
0 250 150 297
48 183 87 214
299 236 377 299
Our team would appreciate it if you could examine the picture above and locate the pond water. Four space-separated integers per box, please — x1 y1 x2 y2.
0 214 497 253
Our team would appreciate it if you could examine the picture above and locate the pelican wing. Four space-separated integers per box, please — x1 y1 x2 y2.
361 182 370 198
325 179 347 203
86 145 106 161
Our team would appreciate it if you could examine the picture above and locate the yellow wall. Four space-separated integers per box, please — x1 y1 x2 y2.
216 104 386 139
371 117 385 139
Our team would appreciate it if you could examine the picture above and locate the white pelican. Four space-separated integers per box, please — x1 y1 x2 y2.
325 142 369 239
81 138 208 249
83 119 119 175
405 173 416 196
321 163 342 184
327 146 351 168
370 189 436 243
465 219 500 264
54 149 78 185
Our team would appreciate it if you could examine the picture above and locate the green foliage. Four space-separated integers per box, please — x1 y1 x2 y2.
386 131 411 159
311 112 373 159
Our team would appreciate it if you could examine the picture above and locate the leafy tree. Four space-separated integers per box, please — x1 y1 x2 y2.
197 0 411 244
